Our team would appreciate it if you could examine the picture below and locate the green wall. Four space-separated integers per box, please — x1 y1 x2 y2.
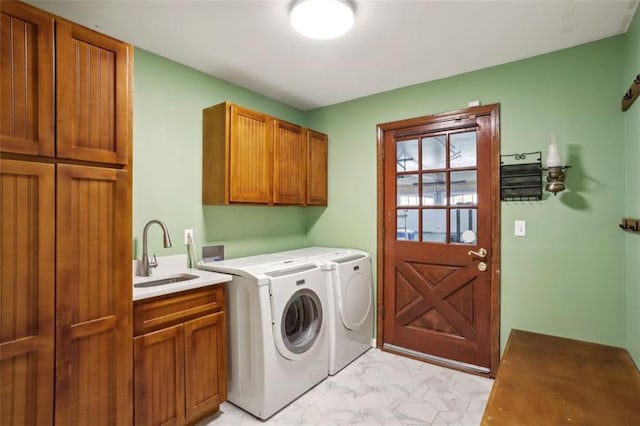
306 36 627 353
133 22 637 358
624 5 640 368
133 49 309 260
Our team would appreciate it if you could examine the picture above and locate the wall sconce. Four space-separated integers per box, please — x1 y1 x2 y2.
544 134 571 195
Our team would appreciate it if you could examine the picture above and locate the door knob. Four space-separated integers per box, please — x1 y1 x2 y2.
468 248 487 259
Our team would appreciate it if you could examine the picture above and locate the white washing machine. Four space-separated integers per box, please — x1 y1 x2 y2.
198 254 329 419
277 247 374 375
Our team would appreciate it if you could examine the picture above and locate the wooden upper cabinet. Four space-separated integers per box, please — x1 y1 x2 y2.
306 129 328 206
0 1 55 157
0 158 55 426
56 19 131 165
203 101 328 206
55 164 132 425
0 4 131 164
202 102 228 204
273 120 306 205
229 104 272 203
203 102 272 204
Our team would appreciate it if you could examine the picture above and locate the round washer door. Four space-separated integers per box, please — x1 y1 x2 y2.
337 261 373 330
276 288 323 360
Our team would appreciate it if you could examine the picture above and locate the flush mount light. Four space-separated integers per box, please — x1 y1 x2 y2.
290 0 354 39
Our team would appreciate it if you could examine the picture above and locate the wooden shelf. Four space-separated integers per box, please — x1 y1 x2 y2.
622 74 640 111
620 217 640 234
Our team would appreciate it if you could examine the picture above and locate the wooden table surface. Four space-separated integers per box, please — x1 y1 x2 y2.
481 329 640 425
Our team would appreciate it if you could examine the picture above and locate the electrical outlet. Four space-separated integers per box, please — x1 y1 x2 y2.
184 229 193 245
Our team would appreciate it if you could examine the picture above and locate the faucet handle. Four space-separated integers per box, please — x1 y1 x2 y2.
149 254 158 269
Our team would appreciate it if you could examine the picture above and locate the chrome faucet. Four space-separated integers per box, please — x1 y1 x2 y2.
141 219 172 276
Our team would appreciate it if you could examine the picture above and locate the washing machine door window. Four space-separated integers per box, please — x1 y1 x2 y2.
281 289 323 355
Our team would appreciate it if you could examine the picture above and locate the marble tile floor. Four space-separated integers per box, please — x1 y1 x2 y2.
199 348 494 425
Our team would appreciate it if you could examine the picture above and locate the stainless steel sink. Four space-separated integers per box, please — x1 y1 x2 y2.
134 273 199 288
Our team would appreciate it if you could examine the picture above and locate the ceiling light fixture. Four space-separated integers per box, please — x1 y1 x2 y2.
290 0 354 40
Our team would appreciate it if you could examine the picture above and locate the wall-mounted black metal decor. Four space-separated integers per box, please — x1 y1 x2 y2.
500 152 542 201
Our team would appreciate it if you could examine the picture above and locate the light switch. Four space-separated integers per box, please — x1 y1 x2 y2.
514 220 526 237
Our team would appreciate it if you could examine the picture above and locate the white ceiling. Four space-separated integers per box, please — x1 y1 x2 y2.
29 0 639 111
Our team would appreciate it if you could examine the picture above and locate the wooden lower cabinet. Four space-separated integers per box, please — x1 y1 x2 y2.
0 161 133 425
0 159 55 425
482 330 640 425
134 286 227 426
134 324 185 426
55 163 133 425
183 313 227 422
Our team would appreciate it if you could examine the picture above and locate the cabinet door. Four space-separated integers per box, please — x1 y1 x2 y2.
0 2 54 157
55 164 132 425
202 102 228 205
273 120 305 205
134 325 185 426
229 104 272 203
55 19 131 165
0 159 55 425
306 130 328 206
183 311 227 423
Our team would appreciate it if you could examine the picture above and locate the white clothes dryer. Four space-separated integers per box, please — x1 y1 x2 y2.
198 254 329 419
277 247 374 375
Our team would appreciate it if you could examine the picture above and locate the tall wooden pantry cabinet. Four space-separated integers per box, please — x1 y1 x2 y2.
0 2 133 424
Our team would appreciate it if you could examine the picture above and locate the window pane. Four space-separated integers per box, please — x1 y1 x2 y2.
397 139 419 172
422 136 446 170
450 208 477 244
450 170 477 205
421 172 447 206
397 209 418 241
422 209 447 243
450 131 477 168
397 174 419 206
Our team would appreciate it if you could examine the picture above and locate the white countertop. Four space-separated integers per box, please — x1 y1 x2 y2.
133 254 232 301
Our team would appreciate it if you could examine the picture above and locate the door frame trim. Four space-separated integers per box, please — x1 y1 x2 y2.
375 103 501 377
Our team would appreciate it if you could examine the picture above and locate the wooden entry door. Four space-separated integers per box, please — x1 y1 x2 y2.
377 104 500 376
